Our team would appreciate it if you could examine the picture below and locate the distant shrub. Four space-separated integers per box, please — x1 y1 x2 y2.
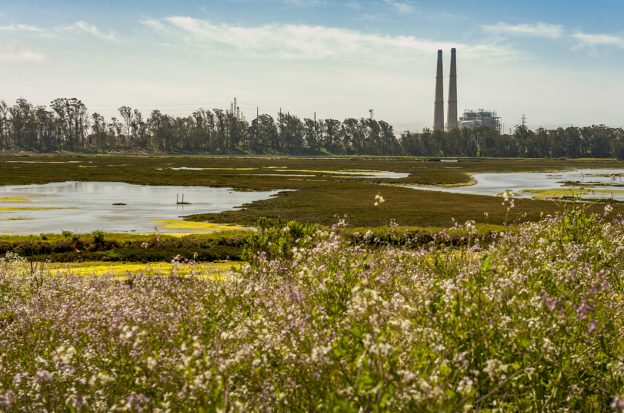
91 230 105 246
242 217 320 263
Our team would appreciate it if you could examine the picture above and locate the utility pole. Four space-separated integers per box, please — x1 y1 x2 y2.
255 106 259 143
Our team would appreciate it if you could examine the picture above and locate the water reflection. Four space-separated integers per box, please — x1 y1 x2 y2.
0 181 282 234
402 169 624 200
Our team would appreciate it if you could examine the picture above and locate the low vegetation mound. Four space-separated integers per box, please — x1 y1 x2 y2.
1 207 624 411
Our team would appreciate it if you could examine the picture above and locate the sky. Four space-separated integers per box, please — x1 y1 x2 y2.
1 0 623 132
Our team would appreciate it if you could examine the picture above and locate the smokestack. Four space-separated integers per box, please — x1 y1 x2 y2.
433 50 444 131
446 48 458 130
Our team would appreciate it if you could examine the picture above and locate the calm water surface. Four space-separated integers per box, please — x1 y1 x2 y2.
404 169 624 199
0 181 282 234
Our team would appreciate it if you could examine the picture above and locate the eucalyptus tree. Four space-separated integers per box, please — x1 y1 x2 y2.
280 113 305 154
227 112 248 151
148 110 175 151
34 106 56 151
0 100 9 149
90 113 109 150
340 118 361 153
8 98 37 150
584 125 613 158
191 109 216 151
461 127 479 157
108 117 123 149
361 118 381 154
132 109 148 149
321 119 341 153
248 114 278 152
378 120 398 155
564 127 583 158
51 98 88 150
304 118 320 152
118 106 133 141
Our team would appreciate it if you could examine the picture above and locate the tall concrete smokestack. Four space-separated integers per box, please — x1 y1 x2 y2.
446 48 458 130
433 50 444 131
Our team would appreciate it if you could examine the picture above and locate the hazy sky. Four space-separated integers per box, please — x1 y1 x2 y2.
1 0 623 131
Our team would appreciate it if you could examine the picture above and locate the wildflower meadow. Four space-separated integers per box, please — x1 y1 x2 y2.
1 205 624 411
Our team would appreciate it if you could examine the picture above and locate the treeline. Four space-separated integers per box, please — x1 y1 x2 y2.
1 98 623 158
0 98 396 155
401 125 624 159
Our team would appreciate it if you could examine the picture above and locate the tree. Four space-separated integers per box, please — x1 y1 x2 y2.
148 110 174 151
321 119 341 153
2 96 623 158
280 114 305 154
51 98 88 150
9 99 37 149
249 114 278 152
0 101 9 149
304 118 320 152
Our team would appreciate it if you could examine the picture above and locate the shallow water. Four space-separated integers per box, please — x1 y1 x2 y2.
0 181 282 234
403 169 624 200
331 170 410 179
165 166 409 179
272 169 410 179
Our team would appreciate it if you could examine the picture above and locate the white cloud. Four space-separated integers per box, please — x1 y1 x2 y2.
63 21 117 41
572 31 624 48
0 24 49 35
139 18 168 34
0 44 46 62
383 0 415 14
146 16 517 62
282 0 327 6
0 21 117 42
482 22 564 39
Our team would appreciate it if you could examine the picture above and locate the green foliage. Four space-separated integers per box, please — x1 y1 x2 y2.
0 233 246 263
242 217 320 263
3 97 622 157
614 139 624 161
91 230 105 246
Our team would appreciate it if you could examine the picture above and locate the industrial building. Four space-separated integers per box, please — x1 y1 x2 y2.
433 48 502 134
458 110 502 134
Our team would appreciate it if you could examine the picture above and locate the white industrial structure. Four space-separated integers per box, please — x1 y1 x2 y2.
433 49 502 134
458 109 502 134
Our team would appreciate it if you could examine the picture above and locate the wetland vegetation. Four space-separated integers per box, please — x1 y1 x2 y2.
2 154 623 230
0 230 248 263
2 153 624 411
2 206 624 410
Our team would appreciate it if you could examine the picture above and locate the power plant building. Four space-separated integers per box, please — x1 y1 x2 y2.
432 48 502 134
458 110 502 134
